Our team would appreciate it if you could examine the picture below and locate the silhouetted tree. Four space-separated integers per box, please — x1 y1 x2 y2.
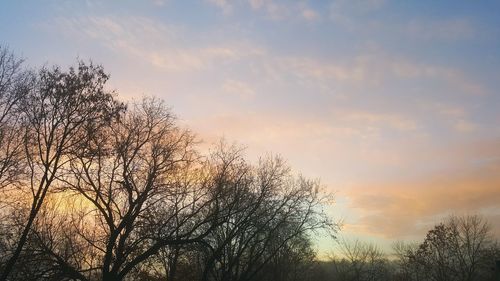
0 46 31 276
0 46 30 190
392 241 423 281
0 50 339 281
260 231 317 281
0 61 124 281
331 239 390 281
408 215 496 281
196 147 337 281
52 99 224 281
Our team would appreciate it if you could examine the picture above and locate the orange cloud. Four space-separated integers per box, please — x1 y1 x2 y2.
345 152 500 239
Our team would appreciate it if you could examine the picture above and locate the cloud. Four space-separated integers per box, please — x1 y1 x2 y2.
189 107 419 147
389 59 487 95
328 1 476 44
247 0 289 20
453 119 478 133
46 14 486 98
49 16 263 72
285 57 362 81
41 14 491 165
151 0 167 6
344 139 500 239
191 112 346 146
301 8 319 21
248 0 265 9
339 111 418 132
205 0 320 21
428 103 466 119
185 106 427 183
260 53 486 101
222 80 256 100
206 0 232 14
148 46 260 71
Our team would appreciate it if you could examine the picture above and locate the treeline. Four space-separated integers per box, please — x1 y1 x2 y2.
311 215 500 281
0 47 336 281
230 215 500 281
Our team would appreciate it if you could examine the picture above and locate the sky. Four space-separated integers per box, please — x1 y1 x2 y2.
1 0 500 253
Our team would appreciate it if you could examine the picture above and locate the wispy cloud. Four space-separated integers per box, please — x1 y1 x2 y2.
453 119 478 133
205 0 321 21
42 14 490 150
45 14 486 98
247 0 288 20
339 111 418 132
206 0 232 14
329 1 476 43
48 16 263 72
222 80 256 100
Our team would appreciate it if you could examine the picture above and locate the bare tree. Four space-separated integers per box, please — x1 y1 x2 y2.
0 46 31 276
448 215 493 281
197 147 337 281
0 51 340 281
331 238 390 281
0 61 124 281
392 241 423 281
0 46 31 190
2 195 92 281
51 99 222 281
260 231 317 281
409 215 495 281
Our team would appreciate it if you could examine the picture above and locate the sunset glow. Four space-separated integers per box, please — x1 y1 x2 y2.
2 0 499 254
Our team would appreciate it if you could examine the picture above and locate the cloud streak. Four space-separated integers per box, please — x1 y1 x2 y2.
345 139 500 239
49 16 263 72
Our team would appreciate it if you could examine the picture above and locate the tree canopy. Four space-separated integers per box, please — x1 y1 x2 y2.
0 46 338 281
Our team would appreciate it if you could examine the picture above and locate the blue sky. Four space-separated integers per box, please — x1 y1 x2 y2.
1 0 500 253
